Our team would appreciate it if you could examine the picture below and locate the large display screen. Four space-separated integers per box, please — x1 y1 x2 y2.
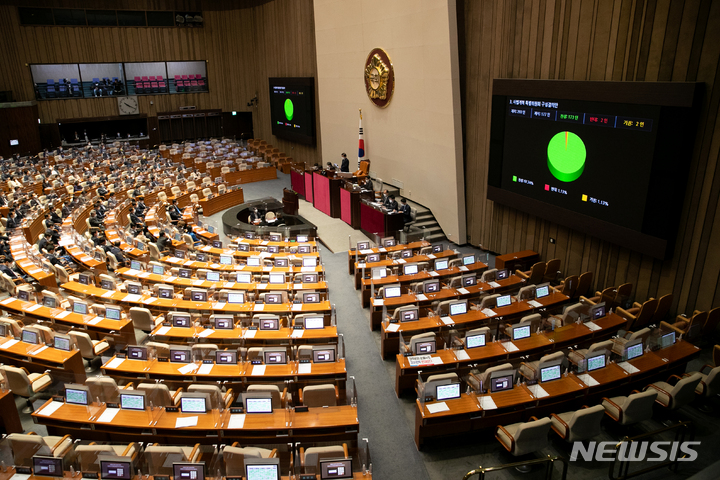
488 80 702 259
268 77 315 145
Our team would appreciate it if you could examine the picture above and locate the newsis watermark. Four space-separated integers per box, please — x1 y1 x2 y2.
570 441 700 462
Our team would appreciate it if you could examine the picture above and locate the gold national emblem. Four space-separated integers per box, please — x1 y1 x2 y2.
364 48 394 108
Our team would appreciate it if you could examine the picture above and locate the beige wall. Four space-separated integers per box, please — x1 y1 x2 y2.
313 0 466 242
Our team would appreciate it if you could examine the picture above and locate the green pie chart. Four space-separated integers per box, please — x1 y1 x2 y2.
284 99 294 121
547 131 586 182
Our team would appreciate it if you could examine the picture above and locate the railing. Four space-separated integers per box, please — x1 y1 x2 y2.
609 421 695 480
462 455 568 480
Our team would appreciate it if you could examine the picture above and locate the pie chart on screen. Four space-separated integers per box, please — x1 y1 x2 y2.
547 131 586 182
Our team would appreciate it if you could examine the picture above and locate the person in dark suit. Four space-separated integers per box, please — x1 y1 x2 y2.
37 235 51 253
0 257 22 283
156 232 172 254
44 246 64 267
386 195 399 213
5 212 18 230
249 207 262 224
129 209 144 228
105 240 127 267
361 177 374 191
88 211 104 232
340 153 350 173
399 198 412 223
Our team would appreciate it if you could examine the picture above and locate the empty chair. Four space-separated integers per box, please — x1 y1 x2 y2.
602 389 658 425
645 372 703 411
191 343 219 360
186 181 197 191
617 298 658 332
1 365 53 411
203 187 212 198
86 376 131 403
495 417 553 466
610 327 652 356
145 444 201 475
550 405 605 442
519 351 565 382
542 258 561 284
478 294 500 310
136 382 181 407
468 363 513 393
558 275 579 298
171 186 182 197
6 432 73 467
223 444 277 476
300 384 338 407
479 269 498 283
246 384 290 409
69 331 110 371
76 442 138 472
568 340 613 368
130 307 165 331
185 384 232 409
650 293 673 324
218 184 227 195
701 306 720 339
685 358 720 402
146 341 170 358
516 284 536 301
301 444 348 470
517 262 545 284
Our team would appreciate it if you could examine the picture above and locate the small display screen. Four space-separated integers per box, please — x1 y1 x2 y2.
384 286 401 298
172 315 191 327
260 318 279 330
172 464 204 480
269 273 285 284
320 459 353 479
535 285 550 298
586 354 605 372
490 374 513 393
180 396 207 413
100 459 132 480
496 295 512 308
246 464 279 480
496 269 509 280
127 283 141 294
313 348 335 363
626 342 643 360
371 267 386 279
130 260 142 270
401 309 418 322
65 387 89 405
298 245 311 253
170 349 190 362
206 271 220 282
402 249 413 258
101 280 115 290
236 272 252 283
661 331 676 348
303 273 318 283
304 316 324 329
191 290 207 302
22 329 39 344
79 274 91 285
424 281 440 293
274 258 288 267
246 397 273 414
432 244 443 253
463 255 475 265
227 292 245 303
152 265 165 275
383 238 396 247
179 269 192 278
449 302 467 316
269 234 281 242
356 241 369 250
127 346 147 360
196 253 208 262
463 275 477 287
264 351 286 364
403 264 419 275
43 296 56 308
18 290 30 301
174 250 185 259
465 334 486 349
303 257 318 267
213 241 222 248
106 307 121 320
214 316 234 329
436 383 461 401
265 294 282 304
434 259 449 270
512 325 531 340
415 340 436 355
220 255 233 265
238 244 250 252
73 302 88 314
590 303 607 319
120 393 145 410
33 456 64 477
367 254 380 263
159 287 174 299
297 235 308 242
54 336 71 351
268 246 279 254
216 350 237 364
247 257 261 267
540 364 562 382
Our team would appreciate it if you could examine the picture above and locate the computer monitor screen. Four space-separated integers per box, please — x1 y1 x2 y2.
274 258 288 267
512 324 531 340
214 316 234 329
462 255 475 265
101 279 115 290
65 385 89 405
236 272 252 283
590 302 607 319
22 329 39 344
434 259 449 271
238 244 250 252
245 397 273 414
535 284 550 299
180 396 207 413
436 382 461 401
320 458 353 479
127 345 148 360
297 235 309 242
432 244 443 253
268 246 280 254
213 241 222 248
403 264 419 276
170 348 191 363
206 271 220 282
174 249 185 259
54 335 71 351
302 257 317 267
465 333 486 349
245 232 255 239
269 233 281 242
449 301 468 316
382 237 396 247
95 252 105 262
496 269 509 280
264 350 286 364
174 234 182 242
313 348 336 363
73 302 88 315
220 255 233 265
18 289 30 301
43 296 57 308
172 314 191 327
106 306 121 320
303 273 318 283
191 290 208 302
127 283 141 294
119 392 145 410
259 318 280 330
100 458 132 480
414 340 436 355
159 287 174 299
540 364 562 383
179 268 192 278
424 280 440 293
0 323 6 337
402 249 413 258
626 341 644 360
196 253 208 262
227 292 245 304
490 374 514 393
264 293 282 304
367 253 380 263
245 463 280 480
152 265 164 275
79 273 92 285
298 245 311 254
462 274 477 287
496 295 512 308
304 316 324 329
247 257 260 267
269 273 285 284
216 350 237 364
586 353 606 372
400 308 419 322
172 463 205 480
371 267 387 280
661 331 676 348
384 286 401 298
356 241 370 250
33 456 64 477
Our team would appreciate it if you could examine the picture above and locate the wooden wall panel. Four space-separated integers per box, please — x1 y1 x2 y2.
462 0 720 316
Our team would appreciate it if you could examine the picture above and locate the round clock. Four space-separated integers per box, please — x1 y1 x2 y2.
117 96 139 115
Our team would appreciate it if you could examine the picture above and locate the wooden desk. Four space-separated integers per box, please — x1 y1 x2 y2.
0 389 23 434
222 166 277 185
360 202 404 239
10 242 57 287
148 324 338 346
232 238 319 249
495 250 539 270
312 172 342 218
160 256 325 275
291 167 306 197
193 244 320 260
340 184 365 229
0 336 86 383
348 240 431 274
61 239 108 272
199 188 245 217
353 249 459 289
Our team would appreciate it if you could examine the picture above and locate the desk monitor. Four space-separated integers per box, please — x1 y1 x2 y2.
382 237 396 247
297 234 309 243
489 371 515 393
18 289 31 301
212 240 222 248
169 347 191 363
586 353 606 372
383 285 402 299
423 279 440 293
496 269 509 280
126 282 142 295
220 255 233 266
0 323 6 338
101 279 115 290
244 394 273 414
227 292 245 304
33 456 64 477
127 345 148 360
590 302 607 320
303 273 319 283
158 286 175 299
259 317 280 330
105 306 122 320
99 456 133 480
214 315 234 329
78 273 93 285
403 263 419 276
302 292 320 303
65 384 90 405
95 252 106 262
172 463 205 480
401 249 413 258
174 249 185 259
174 234 183 242
274 256 288 267
190 289 208 302
511 324 531 341
246 257 261 267
264 293 282 304
320 458 353 479
371 267 387 280
462 254 475 266
356 241 370 250
496 294 512 308
152 264 165 275
400 307 419 323
302 257 317 268
263 349 287 364
119 391 146 410
366 253 380 263
216 350 237 364
535 283 550 299
298 244 312 254
661 331 676 348
42 296 57 308
539 363 562 383
180 393 208 413
434 258 449 271
21 328 39 345
269 273 285 284
196 253 208 262
237 243 250 253
462 274 477 287
625 340 644 360
268 245 280 254
73 301 89 315
436 382 461 401
432 244 444 253
449 300 468 316
414 339 436 355
465 332 487 349
206 271 220 282
236 272 253 283
313 346 336 363
54 334 72 351
245 232 255 239
171 313 192 327
269 233 282 242
245 458 280 480
303 316 324 329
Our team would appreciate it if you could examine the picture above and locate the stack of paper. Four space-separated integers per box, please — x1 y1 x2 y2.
0 339 19 350
197 363 214 375
479 396 497 410
243 329 257 339
618 362 640 374
584 321 602 331
156 326 172 335
481 308 497 317
528 300 543 308
385 323 400 332
38 401 64 416
291 329 304 338
298 364 312 374
123 294 142 302
26 304 42 312
252 365 267 376
175 416 198 428
527 384 549 398
440 316 455 326
502 341 519 352
178 363 198 375
198 329 215 338
106 357 125 369
426 402 449 414
455 350 470 361
97 408 120 423
457 288 470 295
228 414 246 429
577 373 599 386
416 294 428 301
488 281 501 288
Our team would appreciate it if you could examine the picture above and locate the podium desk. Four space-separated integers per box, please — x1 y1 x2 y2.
0 336 86 384
312 172 343 218
495 250 539 270
360 202 404 239
340 184 369 229
291 167 306 197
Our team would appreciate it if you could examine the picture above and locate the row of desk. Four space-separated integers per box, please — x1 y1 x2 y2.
0 335 86 383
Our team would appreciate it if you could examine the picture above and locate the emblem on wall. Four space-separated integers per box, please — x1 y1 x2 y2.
364 48 394 108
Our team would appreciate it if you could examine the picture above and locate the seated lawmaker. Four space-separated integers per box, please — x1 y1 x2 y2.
399 198 412 223
156 232 172 255
385 194 399 213
361 177 374 191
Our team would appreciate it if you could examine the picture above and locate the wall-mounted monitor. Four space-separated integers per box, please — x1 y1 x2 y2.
269 77 316 145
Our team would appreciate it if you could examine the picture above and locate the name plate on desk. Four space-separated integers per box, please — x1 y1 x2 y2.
527 300 543 308
407 355 434 367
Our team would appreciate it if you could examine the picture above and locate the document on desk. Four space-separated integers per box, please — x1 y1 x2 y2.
618 361 640 374
28 268 43 275
156 326 172 335
372 299 384 306
481 308 497 317
228 414 246 429
30 345 49 356
253 304 265 312
0 297 16 305
291 329 304 338
378 247 387 252
0 339 19 350
184 260 195 266
385 323 400 332
262 267 273 272
292 303 303 312
527 384 549 398
198 329 215 338
357 263 366 269
407 355 434 367
213 302 226 309
440 316 455 326
197 363 214 375
178 363 198 375
431 357 444 365
10 473 30 480
210 264 221 269
478 396 497 410
243 329 257 339
396 259 406 264
175 416 198 428
458 266 469 272
259 252 271 258
87 317 103 325
298 363 312 374
426 402 449 414
102 290 115 298
252 365 266 376
488 281 501 288
165 276 177 282
427 254 436 259
293 283 304 290
301 267 315 272
584 321 602 331
124 269 140 276
428 271 439 277
26 304 42 312
577 373 599 387
527 300 543 308
137 272 151 278
193 280 205 286
455 350 470 361
502 341 519 352
457 288 470 295
224 282 237 289
123 294 142 302
416 294 428 301
257 283 268 290
106 357 125 369
97 408 120 423
359 249 373 255
37 401 64 416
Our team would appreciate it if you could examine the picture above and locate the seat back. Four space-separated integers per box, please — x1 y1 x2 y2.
130 307 155 331
247 384 283 409
86 376 121 403
302 384 336 407
479 269 497 283
223 446 272 476
187 384 224 409
526 262 545 284
651 293 672 323
69 331 95 358
516 285 536 301
629 298 658 330
477 362 513 390
566 405 605 441
478 294 500 310
542 259 561 283
685 311 708 340
409 332 434 353
76 444 117 471
702 307 720 337
136 383 174 407
614 283 633 309
560 275 578 298
7 433 54 465
144 446 188 475
619 389 657 425
191 343 218 360
303 446 345 469
511 417 553 456
0 366 33 396
146 341 170 358
668 373 703 409
586 340 613 356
